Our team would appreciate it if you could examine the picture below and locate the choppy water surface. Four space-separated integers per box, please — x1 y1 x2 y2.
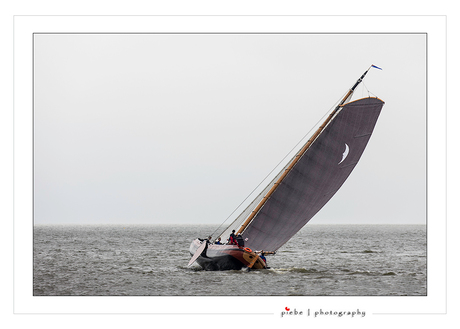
33 224 426 296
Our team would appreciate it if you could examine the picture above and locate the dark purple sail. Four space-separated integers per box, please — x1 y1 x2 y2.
190 66 385 270
241 97 384 251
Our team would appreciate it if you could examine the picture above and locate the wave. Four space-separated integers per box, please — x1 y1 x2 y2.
269 267 324 274
362 250 378 253
344 270 397 276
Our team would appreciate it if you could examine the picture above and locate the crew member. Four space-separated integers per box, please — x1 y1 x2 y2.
229 230 237 245
236 233 245 247
259 251 267 264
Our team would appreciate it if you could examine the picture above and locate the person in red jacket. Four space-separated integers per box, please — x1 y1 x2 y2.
228 230 237 245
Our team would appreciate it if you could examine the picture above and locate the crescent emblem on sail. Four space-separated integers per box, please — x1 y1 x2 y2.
338 143 349 164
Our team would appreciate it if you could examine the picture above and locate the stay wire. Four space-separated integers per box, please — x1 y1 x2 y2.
362 80 379 98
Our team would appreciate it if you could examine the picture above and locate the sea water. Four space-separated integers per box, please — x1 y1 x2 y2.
33 224 426 296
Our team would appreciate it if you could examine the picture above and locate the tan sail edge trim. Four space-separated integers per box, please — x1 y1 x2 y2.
339 96 385 107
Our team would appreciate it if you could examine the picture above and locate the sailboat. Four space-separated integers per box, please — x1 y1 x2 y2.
188 65 385 271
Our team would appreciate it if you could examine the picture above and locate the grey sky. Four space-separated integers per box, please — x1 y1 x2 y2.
33 33 426 225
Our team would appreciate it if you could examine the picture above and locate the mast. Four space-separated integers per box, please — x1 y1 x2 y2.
236 65 377 235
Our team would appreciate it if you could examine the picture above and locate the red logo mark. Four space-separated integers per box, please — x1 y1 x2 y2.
285 307 290 311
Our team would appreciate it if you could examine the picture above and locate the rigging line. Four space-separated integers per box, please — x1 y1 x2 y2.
362 80 369 97
361 80 379 98
209 91 348 239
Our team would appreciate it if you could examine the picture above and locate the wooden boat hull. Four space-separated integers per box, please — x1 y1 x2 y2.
189 239 267 271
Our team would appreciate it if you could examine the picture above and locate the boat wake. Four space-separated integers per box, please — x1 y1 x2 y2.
267 267 323 274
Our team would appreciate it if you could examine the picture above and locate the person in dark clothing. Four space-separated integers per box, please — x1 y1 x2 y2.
215 237 222 245
229 230 237 245
235 233 245 247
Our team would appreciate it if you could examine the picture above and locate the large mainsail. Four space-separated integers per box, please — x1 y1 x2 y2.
240 97 384 251
192 66 385 271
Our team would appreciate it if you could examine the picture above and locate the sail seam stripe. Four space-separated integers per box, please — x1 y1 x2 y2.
354 133 372 138
339 162 358 169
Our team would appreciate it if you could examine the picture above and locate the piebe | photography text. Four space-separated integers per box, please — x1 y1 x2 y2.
281 307 366 318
